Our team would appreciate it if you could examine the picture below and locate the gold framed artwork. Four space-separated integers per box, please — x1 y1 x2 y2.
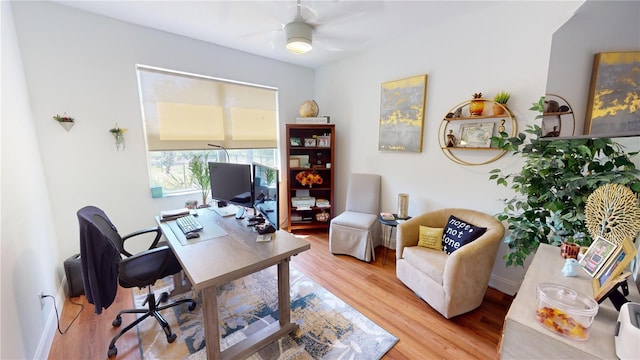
591 237 638 301
584 51 640 136
378 74 427 152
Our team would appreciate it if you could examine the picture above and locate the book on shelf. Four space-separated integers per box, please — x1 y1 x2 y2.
380 212 395 221
295 116 330 124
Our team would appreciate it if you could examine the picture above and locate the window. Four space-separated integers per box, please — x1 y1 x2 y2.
136 65 279 196
148 149 278 195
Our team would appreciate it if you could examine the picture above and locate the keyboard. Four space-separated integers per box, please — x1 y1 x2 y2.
175 215 203 234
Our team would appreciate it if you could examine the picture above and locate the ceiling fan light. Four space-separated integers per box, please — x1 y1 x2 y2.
285 21 312 54
287 38 312 54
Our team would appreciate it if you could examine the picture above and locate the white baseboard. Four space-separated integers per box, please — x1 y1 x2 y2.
34 279 67 359
489 274 521 296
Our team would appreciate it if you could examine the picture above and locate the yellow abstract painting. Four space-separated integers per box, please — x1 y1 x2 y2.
584 51 640 136
378 74 427 152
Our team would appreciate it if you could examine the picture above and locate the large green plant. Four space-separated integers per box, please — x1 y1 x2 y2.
188 153 210 207
490 97 640 267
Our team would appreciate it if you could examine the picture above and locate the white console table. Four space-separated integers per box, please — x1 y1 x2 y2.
500 243 639 359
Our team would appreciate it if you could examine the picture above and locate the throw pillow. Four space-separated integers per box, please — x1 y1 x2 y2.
418 226 444 250
442 215 487 254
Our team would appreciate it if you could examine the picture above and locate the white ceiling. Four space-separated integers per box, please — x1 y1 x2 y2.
51 0 493 69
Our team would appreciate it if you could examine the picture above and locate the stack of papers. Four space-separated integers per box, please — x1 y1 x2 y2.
160 208 190 221
316 199 331 207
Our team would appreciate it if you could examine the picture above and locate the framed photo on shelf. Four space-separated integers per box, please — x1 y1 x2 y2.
317 135 331 147
591 237 637 301
458 123 494 148
289 155 310 168
290 137 302 147
304 138 317 147
289 158 300 168
579 235 617 277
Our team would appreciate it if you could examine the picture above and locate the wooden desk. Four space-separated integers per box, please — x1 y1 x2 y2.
157 209 310 360
500 243 639 359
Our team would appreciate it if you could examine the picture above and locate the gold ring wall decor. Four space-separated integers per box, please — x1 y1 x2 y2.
585 183 640 245
438 99 517 166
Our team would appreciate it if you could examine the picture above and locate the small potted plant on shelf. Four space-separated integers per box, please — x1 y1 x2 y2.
493 91 510 115
469 92 484 116
54 113 75 131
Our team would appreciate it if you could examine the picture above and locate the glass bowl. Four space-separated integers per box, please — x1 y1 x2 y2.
535 283 599 340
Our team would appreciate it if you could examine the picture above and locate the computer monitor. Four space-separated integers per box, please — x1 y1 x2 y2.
208 162 253 209
252 162 279 230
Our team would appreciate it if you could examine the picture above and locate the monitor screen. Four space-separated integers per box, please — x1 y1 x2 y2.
208 162 253 208
252 162 279 229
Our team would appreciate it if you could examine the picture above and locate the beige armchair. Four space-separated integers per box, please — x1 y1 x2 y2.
396 208 504 318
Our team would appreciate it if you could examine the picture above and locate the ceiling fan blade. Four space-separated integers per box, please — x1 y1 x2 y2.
308 1 385 27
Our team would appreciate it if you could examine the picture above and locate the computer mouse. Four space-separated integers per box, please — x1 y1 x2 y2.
186 232 200 239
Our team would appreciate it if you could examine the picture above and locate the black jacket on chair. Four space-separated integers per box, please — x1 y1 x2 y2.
78 206 120 314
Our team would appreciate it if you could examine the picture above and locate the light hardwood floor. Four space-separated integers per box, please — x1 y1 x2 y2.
48 231 513 359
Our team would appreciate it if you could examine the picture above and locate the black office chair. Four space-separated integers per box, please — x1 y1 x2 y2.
78 206 196 358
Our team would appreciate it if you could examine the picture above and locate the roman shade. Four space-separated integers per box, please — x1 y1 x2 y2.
137 65 278 151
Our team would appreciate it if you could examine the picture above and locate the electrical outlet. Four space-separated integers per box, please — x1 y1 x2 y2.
39 290 44 310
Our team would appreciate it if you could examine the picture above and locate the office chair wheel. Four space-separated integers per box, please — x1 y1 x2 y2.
167 333 177 343
108 345 117 357
159 291 169 303
112 315 122 327
188 301 197 311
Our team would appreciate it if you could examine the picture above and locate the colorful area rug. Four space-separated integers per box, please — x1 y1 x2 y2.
134 265 398 359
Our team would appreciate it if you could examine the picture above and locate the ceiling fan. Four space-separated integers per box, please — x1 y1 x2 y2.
285 0 314 54
274 0 384 55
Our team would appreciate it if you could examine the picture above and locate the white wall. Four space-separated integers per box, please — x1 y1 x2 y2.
315 1 583 294
1 2 60 358
6 1 314 358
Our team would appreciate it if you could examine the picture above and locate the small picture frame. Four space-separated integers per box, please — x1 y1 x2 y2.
317 135 331 147
579 236 617 277
592 237 638 300
304 138 317 147
458 123 495 148
289 158 300 168
290 137 302 147
289 155 309 168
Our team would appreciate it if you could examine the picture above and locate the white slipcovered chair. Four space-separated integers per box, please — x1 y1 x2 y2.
329 173 382 262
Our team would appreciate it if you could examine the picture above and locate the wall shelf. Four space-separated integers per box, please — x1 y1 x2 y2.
438 99 517 166
541 93 575 138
